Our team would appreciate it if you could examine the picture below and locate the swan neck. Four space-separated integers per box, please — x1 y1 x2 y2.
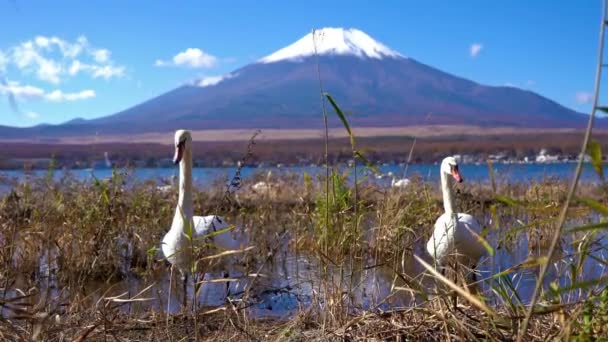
441 171 455 215
177 145 193 225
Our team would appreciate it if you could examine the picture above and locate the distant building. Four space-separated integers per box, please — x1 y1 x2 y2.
536 149 559 163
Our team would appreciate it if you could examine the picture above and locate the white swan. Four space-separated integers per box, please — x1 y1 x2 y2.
426 156 485 277
161 130 245 304
252 181 270 192
251 170 273 193
391 177 410 189
156 174 177 194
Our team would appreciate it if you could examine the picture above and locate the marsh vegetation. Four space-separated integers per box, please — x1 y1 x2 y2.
0 157 607 340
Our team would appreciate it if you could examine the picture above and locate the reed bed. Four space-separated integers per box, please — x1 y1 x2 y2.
0 166 606 340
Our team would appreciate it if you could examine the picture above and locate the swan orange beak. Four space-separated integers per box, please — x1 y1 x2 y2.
173 141 184 164
451 166 463 183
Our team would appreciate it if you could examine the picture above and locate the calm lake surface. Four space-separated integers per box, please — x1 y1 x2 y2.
0 161 605 187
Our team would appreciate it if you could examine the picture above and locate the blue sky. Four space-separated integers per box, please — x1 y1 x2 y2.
0 0 602 127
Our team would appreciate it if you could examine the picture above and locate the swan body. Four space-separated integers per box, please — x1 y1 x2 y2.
156 184 173 193
157 175 177 193
251 171 274 193
426 157 485 268
252 181 270 192
391 177 410 189
427 212 485 265
162 214 241 269
161 130 245 272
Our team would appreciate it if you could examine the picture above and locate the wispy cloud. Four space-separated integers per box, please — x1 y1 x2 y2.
504 80 536 89
92 49 110 63
575 91 593 104
91 65 125 79
4 35 125 84
66 60 124 79
0 82 44 100
45 89 96 102
24 111 39 119
195 73 235 87
0 51 7 72
0 81 96 102
470 43 483 58
155 48 217 68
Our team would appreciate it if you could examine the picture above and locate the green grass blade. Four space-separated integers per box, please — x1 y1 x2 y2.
354 150 379 174
495 195 525 207
548 276 608 296
566 220 608 233
492 256 548 278
587 140 604 180
324 93 354 148
575 197 608 216
192 225 236 242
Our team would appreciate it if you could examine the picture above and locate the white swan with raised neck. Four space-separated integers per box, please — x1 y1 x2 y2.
426 156 485 268
161 129 244 271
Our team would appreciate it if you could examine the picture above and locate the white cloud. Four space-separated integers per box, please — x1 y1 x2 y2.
0 81 95 102
34 36 51 48
0 82 45 100
91 65 125 79
12 41 40 69
0 51 7 72
68 60 85 76
5 35 125 83
470 43 483 57
11 42 63 83
156 48 217 68
196 73 234 87
32 35 86 58
93 49 110 63
37 58 62 84
45 89 95 102
575 91 593 104
56 35 87 58
24 111 39 119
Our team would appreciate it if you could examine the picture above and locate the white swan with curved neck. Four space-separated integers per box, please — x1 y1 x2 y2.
161 130 244 274
426 156 485 271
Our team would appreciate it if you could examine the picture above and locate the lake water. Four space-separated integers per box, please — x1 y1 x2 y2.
0 161 604 188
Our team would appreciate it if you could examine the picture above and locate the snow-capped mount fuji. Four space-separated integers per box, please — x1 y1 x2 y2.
0 27 599 139
259 27 404 63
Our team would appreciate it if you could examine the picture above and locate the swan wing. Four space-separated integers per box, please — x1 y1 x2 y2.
427 213 455 261
427 213 486 262
193 215 245 251
193 215 229 237
454 213 486 259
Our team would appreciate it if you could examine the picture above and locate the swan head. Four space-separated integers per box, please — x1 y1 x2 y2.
173 129 192 164
441 156 463 183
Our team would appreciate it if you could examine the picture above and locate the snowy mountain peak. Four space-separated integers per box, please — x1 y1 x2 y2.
259 27 404 63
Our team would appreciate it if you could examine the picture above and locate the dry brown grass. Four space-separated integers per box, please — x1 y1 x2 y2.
0 171 606 340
